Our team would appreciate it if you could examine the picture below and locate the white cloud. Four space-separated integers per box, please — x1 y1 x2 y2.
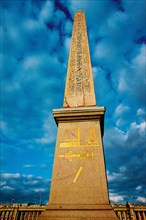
95 41 109 59
136 186 142 191
119 166 126 172
136 196 146 203
104 127 127 148
23 164 35 168
0 121 7 131
107 171 126 182
64 20 72 34
3 81 20 92
115 118 124 127
39 1 54 23
23 55 42 71
136 108 146 123
137 108 145 117
2 186 14 191
23 180 38 186
0 181 6 186
106 119 145 149
109 193 124 203
35 114 56 144
114 104 129 117
118 45 146 103
34 188 45 193
1 173 21 179
132 44 146 74
23 19 39 31
65 37 71 53
40 164 47 169
114 104 130 127
130 121 146 136
118 69 127 92
107 11 127 29
24 174 33 179
0 172 50 203
8 24 21 43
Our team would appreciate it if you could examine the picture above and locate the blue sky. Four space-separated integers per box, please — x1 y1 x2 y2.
0 0 146 205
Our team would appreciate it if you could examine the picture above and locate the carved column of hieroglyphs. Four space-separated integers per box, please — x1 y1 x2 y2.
64 11 96 107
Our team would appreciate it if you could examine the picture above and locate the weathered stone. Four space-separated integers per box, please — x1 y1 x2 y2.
63 11 96 108
39 11 119 220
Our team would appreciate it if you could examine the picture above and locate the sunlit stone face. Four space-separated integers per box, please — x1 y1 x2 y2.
64 11 96 108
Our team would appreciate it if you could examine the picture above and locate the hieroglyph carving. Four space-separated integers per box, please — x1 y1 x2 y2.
66 12 92 98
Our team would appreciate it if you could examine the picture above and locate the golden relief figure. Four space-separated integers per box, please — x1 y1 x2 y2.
59 151 94 161
59 128 99 148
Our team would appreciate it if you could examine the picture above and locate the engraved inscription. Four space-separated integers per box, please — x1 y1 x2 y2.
59 128 99 148
64 11 96 107
73 166 83 183
76 31 82 93
59 151 94 161
88 128 99 145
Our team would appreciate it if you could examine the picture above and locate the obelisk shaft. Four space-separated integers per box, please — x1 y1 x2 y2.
38 11 119 220
63 11 96 107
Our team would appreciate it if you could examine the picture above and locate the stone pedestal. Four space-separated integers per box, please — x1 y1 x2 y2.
38 108 119 219
39 204 118 220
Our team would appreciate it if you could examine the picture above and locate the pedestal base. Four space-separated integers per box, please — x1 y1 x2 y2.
38 204 119 220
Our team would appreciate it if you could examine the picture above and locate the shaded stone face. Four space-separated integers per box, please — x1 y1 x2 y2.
63 11 96 108
49 120 108 205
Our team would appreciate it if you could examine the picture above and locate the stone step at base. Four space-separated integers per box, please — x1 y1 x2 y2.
38 204 119 220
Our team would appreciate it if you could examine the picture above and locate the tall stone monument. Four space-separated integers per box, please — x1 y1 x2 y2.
39 11 119 220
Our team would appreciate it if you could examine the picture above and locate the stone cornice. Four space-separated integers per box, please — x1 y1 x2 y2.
53 106 105 136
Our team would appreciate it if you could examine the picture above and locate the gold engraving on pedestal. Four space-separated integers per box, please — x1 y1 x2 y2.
73 166 83 183
59 151 94 161
60 128 99 148
88 128 99 145
60 128 80 148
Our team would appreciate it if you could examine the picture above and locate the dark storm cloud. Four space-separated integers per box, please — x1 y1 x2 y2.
55 0 73 21
1 0 146 204
112 0 125 12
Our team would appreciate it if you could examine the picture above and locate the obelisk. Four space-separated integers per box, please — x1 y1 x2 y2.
39 11 119 220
